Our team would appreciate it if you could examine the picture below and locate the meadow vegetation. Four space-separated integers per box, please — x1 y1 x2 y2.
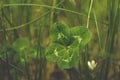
0 0 120 80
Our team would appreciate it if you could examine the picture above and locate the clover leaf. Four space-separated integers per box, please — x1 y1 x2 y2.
46 22 91 69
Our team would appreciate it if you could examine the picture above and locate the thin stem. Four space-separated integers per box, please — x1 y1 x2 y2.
50 0 56 26
93 11 101 49
24 50 30 80
25 0 32 42
3 3 85 16
0 11 49 32
87 0 93 28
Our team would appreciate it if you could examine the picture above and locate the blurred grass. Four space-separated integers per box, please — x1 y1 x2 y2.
0 0 120 80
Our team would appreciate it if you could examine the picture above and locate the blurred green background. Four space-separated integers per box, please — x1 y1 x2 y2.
0 0 120 80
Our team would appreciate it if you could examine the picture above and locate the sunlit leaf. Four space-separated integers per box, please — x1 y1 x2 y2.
71 26 91 48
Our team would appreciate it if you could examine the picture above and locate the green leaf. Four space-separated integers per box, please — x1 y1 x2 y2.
50 22 72 46
29 44 38 58
46 43 79 68
46 23 92 69
14 53 25 66
71 26 91 48
57 47 79 69
46 43 64 62
12 38 29 52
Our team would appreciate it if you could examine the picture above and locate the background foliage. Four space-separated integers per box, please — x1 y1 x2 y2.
0 0 120 80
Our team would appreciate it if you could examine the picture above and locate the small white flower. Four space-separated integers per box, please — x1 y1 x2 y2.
88 60 97 70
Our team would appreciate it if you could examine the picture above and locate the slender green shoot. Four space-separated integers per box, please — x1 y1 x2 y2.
50 0 57 26
87 0 94 28
3 3 85 17
93 11 101 49
0 11 49 32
